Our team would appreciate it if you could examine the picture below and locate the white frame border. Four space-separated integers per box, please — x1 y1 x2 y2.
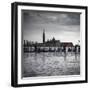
17 5 86 84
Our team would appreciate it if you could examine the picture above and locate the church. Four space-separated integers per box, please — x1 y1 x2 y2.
23 30 76 52
42 29 61 47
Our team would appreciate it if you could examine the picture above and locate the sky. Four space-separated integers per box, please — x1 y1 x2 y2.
22 10 80 45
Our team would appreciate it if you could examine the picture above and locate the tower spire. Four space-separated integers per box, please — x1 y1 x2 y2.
43 29 45 43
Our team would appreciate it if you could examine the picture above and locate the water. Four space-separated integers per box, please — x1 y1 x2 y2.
22 52 80 77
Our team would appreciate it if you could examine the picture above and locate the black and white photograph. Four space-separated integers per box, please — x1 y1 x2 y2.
11 2 87 87
22 10 80 77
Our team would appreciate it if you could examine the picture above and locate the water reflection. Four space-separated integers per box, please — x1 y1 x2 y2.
24 52 80 61
25 52 80 61
23 52 80 77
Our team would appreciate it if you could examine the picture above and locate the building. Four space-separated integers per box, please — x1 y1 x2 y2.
23 30 80 53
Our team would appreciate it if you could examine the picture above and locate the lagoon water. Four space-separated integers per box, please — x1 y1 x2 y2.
22 52 80 77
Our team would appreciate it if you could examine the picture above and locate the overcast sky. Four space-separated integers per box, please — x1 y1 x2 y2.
22 10 80 45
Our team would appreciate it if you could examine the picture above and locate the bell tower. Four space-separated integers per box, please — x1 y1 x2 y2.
43 29 45 43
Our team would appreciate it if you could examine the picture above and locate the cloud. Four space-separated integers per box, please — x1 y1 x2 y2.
22 10 80 25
